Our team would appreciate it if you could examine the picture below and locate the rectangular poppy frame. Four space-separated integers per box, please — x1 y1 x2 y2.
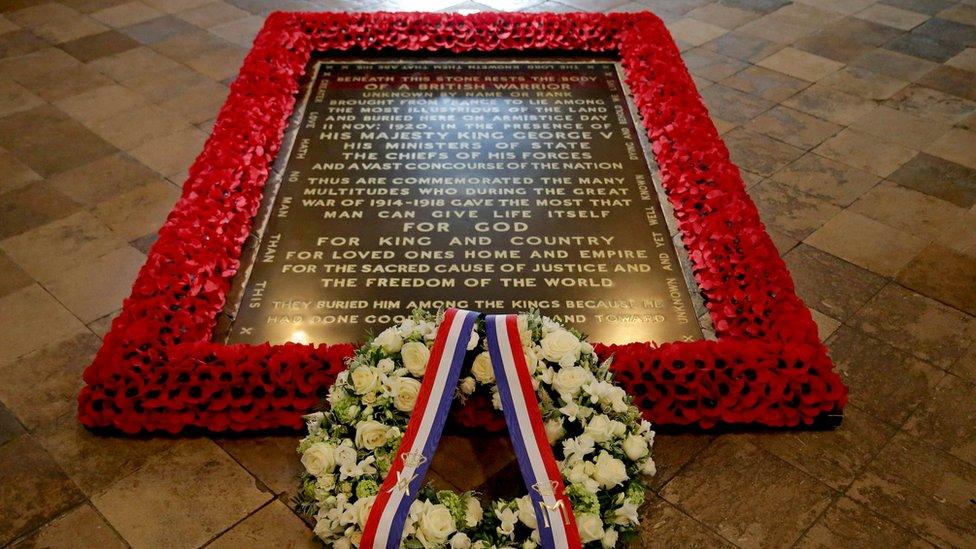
78 11 847 434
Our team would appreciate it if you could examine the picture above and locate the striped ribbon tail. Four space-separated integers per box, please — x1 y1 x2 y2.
360 308 479 549
486 314 582 549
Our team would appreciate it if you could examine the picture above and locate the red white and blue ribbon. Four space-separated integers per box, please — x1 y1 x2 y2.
361 308 479 549
486 314 581 549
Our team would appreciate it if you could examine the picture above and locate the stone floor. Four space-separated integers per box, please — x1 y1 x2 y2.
0 0 975 547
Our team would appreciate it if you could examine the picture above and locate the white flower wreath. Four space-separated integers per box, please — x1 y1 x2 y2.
296 310 655 548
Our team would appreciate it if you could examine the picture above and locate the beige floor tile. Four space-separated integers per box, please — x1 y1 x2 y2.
849 105 951 150
34 413 175 496
6 3 107 44
813 128 917 178
0 285 87 366
827 326 945 425
88 46 182 83
217 435 303 498
934 206 976 256
783 243 887 321
783 83 876 125
847 432 976 547
724 128 805 176
0 435 85 546
0 15 17 35
0 150 40 195
87 103 192 151
757 47 845 81
721 65 809 102
856 3 929 30
208 15 264 47
0 331 99 430
946 47 976 72
10 503 126 549
185 45 245 81
898 243 976 316
142 0 212 14
661 436 834 548
158 79 228 124
744 105 841 150
770 153 879 207
795 496 933 548
954 345 976 384
851 283 976 369
129 127 207 180
817 66 908 100
904 374 976 467
44 245 145 323
885 84 976 124
47 153 160 207
90 2 164 28
0 211 128 285
18 64 114 103
737 15 813 45
647 433 714 492
176 1 251 29
634 493 736 548
751 179 842 240
0 79 43 118
87 309 118 338
92 439 272 548
209 500 315 549
850 181 965 238
809 307 841 339
849 48 938 81
92 179 180 239
748 406 895 490
668 18 728 47
687 3 759 28
938 4 976 25
0 47 82 86
0 251 32 298
923 128 976 170
805 210 928 276
54 84 147 126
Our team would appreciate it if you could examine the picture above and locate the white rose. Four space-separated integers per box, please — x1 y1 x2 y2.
522 346 539 373
516 495 537 529
418 503 456 546
350 366 380 394
401 341 431 377
539 329 581 366
593 451 628 489
576 513 604 543
602 528 618 548
374 327 403 353
459 376 476 395
544 419 565 444
355 420 389 450
552 366 589 397
333 444 357 467
356 495 376 527
584 414 614 443
464 497 483 528
642 457 657 476
393 377 422 412
468 328 479 350
623 434 649 460
301 442 336 476
471 352 495 383
450 533 472 549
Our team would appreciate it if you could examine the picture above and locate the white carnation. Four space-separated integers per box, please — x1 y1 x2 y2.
593 450 628 489
464 496 483 527
516 495 537 529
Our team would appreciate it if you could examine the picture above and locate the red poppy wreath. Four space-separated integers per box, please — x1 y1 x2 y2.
77 11 847 434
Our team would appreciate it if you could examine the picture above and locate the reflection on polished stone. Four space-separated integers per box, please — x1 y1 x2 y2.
226 60 704 345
